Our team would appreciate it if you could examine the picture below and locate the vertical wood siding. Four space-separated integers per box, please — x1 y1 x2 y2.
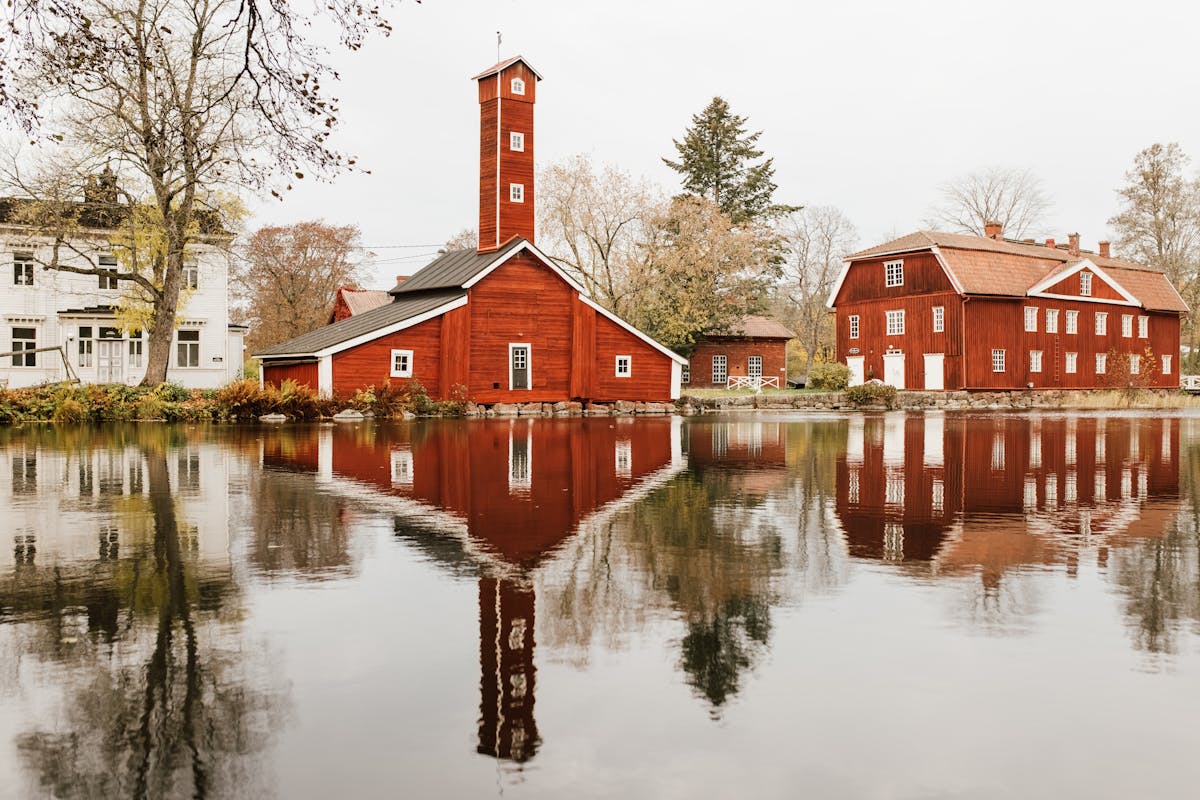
964 298 1180 389
439 304 472 398
330 315 443 396
833 252 955 305
590 312 674 401
835 291 963 389
263 361 318 389
1043 269 1125 301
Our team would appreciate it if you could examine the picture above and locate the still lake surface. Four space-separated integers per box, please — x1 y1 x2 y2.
0 412 1198 799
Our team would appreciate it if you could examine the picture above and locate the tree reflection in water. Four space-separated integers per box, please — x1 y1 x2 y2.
2 427 287 800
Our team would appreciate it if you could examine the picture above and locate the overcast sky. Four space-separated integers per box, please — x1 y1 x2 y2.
248 0 1200 288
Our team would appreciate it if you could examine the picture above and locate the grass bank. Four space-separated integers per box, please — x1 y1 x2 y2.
0 379 462 424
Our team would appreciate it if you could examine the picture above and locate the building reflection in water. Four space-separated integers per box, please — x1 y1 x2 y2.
0 426 285 799
835 414 1182 628
281 417 684 764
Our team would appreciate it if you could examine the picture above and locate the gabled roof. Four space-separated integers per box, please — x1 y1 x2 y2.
391 237 525 294
255 289 466 357
471 55 543 81
336 288 392 316
703 315 796 340
835 230 1189 313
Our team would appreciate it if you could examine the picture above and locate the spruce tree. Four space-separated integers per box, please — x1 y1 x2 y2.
663 97 791 223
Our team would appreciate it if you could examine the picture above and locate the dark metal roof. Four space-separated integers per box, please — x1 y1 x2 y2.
390 238 526 295
255 288 466 357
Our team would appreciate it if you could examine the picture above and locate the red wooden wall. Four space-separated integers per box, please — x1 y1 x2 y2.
832 252 955 305
263 361 318 388
835 291 964 389
331 314 443 396
963 298 1180 389
478 62 537 250
687 338 789 388
1044 269 1124 301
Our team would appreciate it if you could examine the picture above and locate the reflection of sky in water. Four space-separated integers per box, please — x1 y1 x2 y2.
0 414 1197 799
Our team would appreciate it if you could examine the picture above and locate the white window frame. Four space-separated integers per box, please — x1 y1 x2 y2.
1045 308 1058 334
712 354 727 384
78 337 94 368
128 335 144 369
1121 314 1133 338
1065 309 1079 334
884 260 904 287
390 348 413 378
615 355 631 378
1130 353 1141 375
98 255 119 290
1095 311 1107 335
1095 352 1107 374
510 131 525 152
1030 350 1043 373
1163 354 1172 375
176 329 200 368
681 363 690 384
992 348 1005 373
182 263 199 290
886 309 905 336
510 77 526 95
10 326 38 367
1138 315 1149 338
1024 306 1038 332
1065 352 1078 374
508 342 532 391
390 448 413 485
509 183 524 203
932 306 944 333
1079 271 1093 296
13 252 34 286
849 314 860 339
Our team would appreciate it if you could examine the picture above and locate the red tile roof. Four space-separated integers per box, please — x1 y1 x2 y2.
706 315 796 340
847 230 1188 313
338 289 392 316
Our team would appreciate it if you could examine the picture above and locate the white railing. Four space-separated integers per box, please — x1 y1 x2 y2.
726 375 779 391
1182 375 1200 391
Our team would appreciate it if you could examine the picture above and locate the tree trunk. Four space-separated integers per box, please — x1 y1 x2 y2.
140 220 188 386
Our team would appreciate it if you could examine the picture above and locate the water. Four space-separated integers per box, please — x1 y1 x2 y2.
0 413 1197 799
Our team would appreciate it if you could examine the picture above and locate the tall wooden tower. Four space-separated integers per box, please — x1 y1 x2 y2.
473 56 542 252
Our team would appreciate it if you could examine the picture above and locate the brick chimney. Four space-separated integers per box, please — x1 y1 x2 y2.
1098 241 1111 258
1045 237 1056 250
395 275 407 286
1068 232 1081 257
473 56 542 253
984 220 1003 240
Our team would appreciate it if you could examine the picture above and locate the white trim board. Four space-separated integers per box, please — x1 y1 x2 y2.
1027 259 1141 306
463 238 588 296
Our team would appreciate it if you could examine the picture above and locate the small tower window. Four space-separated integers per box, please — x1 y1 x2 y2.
510 132 525 152
510 183 524 203
511 77 525 95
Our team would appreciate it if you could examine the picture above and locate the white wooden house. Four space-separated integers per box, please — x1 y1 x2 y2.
0 190 246 389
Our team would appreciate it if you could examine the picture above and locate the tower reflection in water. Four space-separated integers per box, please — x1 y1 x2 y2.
834 414 1180 583
288 418 684 764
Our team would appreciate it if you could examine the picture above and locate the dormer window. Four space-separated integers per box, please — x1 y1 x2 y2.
1079 271 1092 296
510 183 524 203
511 77 525 95
510 132 525 152
884 260 903 287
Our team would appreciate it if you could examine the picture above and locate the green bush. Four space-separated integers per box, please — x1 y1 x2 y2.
156 382 192 403
845 383 898 408
51 397 88 423
808 362 850 391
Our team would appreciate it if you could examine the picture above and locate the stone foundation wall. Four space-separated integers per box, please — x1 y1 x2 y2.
463 400 675 417
679 388 1183 414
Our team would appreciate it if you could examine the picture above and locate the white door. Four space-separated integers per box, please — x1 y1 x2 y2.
97 340 124 384
923 353 945 391
846 356 865 387
883 353 905 389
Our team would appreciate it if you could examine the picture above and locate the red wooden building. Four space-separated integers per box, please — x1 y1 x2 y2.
685 315 795 389
327 287 391 324
834 413 1179 584
256 56 686 402
827 226 1189 390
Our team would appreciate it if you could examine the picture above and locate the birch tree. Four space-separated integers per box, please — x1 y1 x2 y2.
0 0 400 384
537 154 661 318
